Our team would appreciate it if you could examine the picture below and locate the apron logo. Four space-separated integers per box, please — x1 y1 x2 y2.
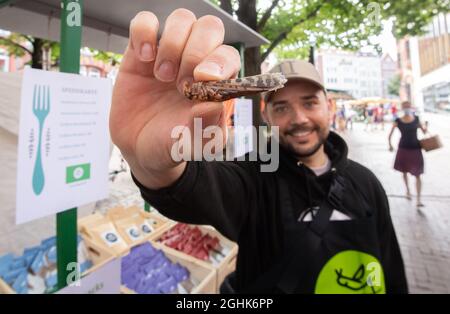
315 250 386 294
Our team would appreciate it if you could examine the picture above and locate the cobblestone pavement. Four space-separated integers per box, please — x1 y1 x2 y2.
341 112 450 294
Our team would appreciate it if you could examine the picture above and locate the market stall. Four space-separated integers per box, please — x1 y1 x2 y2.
0 0 268 294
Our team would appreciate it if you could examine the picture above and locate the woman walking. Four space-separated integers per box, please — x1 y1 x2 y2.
388 101 428 208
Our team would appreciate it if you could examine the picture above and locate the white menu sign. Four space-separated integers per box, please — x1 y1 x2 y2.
16 68 111 224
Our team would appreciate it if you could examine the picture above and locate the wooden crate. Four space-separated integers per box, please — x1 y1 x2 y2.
114 207 172 245
120 241 216 294
147 219 176 242
81 230 130 263
81 235 116 268
140 210 171 234
153 223 238 293
78 213 130 257
105 205 129 221
80 208 172 252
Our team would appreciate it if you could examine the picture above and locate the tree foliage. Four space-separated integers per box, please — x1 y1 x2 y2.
216 0 450 71
388 74 401 97
0 32 122 69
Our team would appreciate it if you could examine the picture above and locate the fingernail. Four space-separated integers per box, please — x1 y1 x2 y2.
157 60 176 81
196 62 223 78
140 43 155 62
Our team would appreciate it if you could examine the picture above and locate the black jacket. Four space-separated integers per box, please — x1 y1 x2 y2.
132 132 408 293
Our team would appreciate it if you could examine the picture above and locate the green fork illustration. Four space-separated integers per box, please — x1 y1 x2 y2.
32 85 50 195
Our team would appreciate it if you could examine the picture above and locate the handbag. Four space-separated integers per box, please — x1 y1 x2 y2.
420 134 443 152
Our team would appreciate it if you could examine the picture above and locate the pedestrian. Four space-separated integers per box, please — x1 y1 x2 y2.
378 104 385 131
391 103 398 120
337 105 346 132
346 106 356 130
362 104 367 123
388 101 428 208
110 9 408 294
365 106 374 131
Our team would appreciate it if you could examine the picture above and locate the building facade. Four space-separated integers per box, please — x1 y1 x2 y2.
381 54 398 99
400 13 450 112
316 49 383 99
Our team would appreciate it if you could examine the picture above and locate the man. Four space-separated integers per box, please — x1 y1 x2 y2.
110 9 408 294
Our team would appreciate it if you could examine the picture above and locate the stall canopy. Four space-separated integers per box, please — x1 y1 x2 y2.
0 0 269 54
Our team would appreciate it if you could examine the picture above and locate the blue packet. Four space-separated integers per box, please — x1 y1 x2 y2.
30 250 45 275
134 276 149 294
133 242 157 259
140 259 159 276
134 255 151 266
46 246 57 265
80 260 93 274
157 276 178 294
135 274 152 294
147 251 168 271
45 272 57 289
121 253 135 268
41 236 57 251
167 263 189 282
2 267 26 285
0 253 14 276
18 285 29 295
124 272 141 291
121 256 141 288
23 246 42 268
10 256 26 270
144 285 160 294
121 261 139 279
11 271 28 293
24 246 42 258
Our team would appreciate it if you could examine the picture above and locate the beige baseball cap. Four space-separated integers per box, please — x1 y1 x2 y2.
264 59 325 104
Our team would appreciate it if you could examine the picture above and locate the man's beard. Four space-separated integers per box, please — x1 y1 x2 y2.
281 124 329 158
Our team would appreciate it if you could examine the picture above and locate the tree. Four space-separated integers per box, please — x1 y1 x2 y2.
88 49 122 67
0 32 122 71
388 74 401 97
0 33 60 69
215 0 449 76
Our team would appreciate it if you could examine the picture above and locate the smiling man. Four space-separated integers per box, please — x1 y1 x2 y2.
110 10 407 293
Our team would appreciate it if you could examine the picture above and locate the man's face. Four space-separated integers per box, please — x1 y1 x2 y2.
264 80 331 158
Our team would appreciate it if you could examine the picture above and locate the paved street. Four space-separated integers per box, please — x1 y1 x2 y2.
341 112 450 293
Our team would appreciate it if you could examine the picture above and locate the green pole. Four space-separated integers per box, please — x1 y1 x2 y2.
0 0 12 9
57 0 83 290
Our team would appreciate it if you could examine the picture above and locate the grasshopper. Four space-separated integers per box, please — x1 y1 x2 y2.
183 73 287 101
